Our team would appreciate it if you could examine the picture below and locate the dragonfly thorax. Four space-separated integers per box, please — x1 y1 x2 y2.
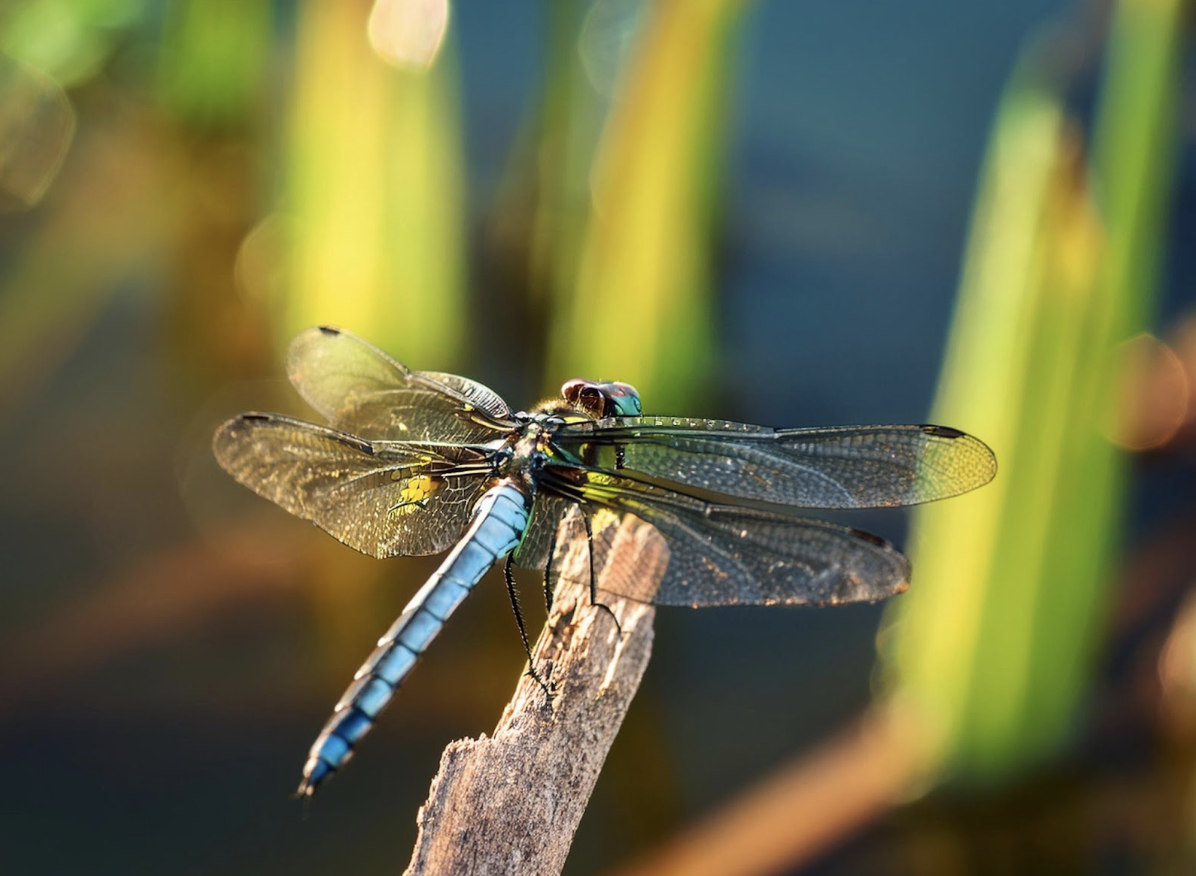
493 422 553 491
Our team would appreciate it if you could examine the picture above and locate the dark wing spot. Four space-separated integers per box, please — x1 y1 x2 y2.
847 527 896 550
317 325 341 336
919 424 965 439
241 413 272 423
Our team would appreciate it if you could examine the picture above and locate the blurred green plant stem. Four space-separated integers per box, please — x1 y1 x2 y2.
546 0 747 411
883 0 1184 784
280 0 466 369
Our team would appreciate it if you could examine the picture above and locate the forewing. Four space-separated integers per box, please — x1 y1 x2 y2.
543 469 909 607
417 370 513 421
556 418 996 509
286 326 513 442
212 412 493 558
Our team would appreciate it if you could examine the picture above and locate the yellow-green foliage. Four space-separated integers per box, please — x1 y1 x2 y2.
280 0 467 370
547 0 745 411
882 0 1183 783
158 0 271 128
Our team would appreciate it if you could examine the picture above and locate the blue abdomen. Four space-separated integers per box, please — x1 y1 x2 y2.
297 481 531 795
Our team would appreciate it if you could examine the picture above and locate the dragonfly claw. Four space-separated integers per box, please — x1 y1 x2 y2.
525 664 554 701
591 600 623 636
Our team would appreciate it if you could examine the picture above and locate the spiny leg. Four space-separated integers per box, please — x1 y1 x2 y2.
542 518 559 614
582 513 622 635
504 555 553 698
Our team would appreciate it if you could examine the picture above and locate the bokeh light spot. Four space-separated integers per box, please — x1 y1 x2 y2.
0 54 75 210
367 0 449 70
1108 332 1186 451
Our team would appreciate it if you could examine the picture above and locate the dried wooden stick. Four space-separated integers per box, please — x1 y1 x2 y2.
404 515 669 876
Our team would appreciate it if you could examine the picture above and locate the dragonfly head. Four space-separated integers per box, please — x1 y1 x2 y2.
560 378 642 419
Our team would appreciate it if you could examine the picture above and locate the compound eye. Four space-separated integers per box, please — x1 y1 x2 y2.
561 378 584 404
580 387 604 414
561 378 607 418
605 382 642 416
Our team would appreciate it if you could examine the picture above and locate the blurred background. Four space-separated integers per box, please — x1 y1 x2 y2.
1 1 1194 874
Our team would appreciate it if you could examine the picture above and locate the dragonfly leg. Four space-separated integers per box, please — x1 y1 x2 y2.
583 513 622 635
542 521 559 614
504 554 553 699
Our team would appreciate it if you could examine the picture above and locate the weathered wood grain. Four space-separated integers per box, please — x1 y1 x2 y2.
404 515 668 876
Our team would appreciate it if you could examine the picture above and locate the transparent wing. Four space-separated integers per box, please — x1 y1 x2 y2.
212 412 495 558
555 418 996 510
512 493 573 572
286 325 514 442
542 468 909 607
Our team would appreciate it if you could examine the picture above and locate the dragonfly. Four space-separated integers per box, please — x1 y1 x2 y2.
212 325 996 796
